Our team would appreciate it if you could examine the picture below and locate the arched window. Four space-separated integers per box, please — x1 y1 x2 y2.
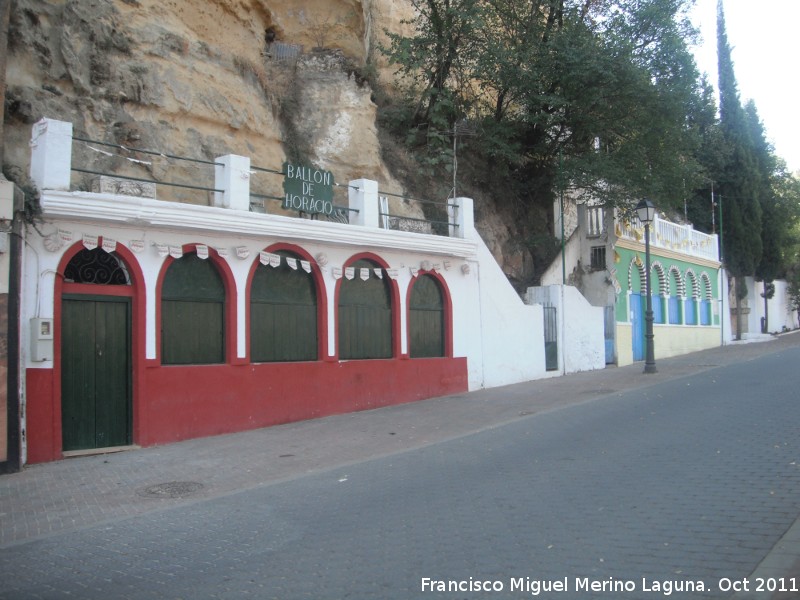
651 263 666 324
409 275 445 358
685 271 698 325
64 247 130 285
339 259 392 359
250 250 318 362
668 267 683 324
161 253 225 365
700 273 713 325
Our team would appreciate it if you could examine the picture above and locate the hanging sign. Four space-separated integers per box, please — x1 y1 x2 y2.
156 243 169 258
287 257 298 270
196 244 209 259
345 267 355 280
169 246 183 259
301 260 311 273
282 163 335 216
129 239 145 253
83 234 98 250
373 268 383 279
102 237 117 253
360 268 370 281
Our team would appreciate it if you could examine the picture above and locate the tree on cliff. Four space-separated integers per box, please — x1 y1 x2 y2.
382 0 707 212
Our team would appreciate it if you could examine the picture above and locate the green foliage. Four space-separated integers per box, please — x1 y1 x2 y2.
379 0 798 290
2 164 41 225
788 269 800 316
381 0 707 212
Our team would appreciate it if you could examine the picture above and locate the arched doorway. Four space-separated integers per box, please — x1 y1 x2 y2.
61 246 133 452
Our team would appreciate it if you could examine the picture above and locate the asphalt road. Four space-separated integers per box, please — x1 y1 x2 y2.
1 340 799 599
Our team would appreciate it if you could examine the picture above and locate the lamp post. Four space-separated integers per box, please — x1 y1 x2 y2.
636 198 657 374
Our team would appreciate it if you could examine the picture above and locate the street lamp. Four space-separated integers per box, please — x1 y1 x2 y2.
636 198 657 374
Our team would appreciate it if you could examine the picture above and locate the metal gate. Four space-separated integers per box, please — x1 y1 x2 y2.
543 304 558 371
604 305 616 364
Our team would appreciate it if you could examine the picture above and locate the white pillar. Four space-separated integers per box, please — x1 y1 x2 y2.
348 179 379 227
29 118 73 191
449 196 474 238
214 154 251 211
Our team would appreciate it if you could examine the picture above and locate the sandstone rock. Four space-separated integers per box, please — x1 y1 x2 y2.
3 0 523 278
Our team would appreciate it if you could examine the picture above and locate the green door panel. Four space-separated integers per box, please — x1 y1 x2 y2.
62 297 131 451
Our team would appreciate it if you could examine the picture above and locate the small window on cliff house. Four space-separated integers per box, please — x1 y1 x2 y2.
590 246 606 271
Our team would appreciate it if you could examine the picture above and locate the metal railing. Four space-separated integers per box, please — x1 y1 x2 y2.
69 136 458 237
378 190 458 237
71 136 222 197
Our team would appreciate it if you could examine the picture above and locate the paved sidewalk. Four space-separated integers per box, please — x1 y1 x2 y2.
2 332 799 593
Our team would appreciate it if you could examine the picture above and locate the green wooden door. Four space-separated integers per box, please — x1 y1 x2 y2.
62 296 131 451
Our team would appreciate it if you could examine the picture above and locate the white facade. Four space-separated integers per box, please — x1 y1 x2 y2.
25 118 552 392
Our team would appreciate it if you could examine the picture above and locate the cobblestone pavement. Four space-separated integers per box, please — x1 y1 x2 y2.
1 333 799 599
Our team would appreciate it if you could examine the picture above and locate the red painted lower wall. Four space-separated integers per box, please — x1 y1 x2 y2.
25 357 468 463
25 369 56 464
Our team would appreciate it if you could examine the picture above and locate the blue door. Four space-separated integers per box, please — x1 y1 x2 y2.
630 293 644 361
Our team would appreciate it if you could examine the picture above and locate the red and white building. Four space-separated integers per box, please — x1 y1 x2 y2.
19 118 553 464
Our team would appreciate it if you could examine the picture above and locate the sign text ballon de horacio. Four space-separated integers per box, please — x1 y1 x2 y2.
282 163 335 216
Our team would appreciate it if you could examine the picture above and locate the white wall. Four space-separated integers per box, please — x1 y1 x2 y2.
471 236 546 388
747 278 798 334
540 230 581 287
24 190 549 392
525 284 605 375
22 118 563 397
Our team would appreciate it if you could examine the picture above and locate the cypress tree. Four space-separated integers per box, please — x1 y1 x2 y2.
716 0 762 339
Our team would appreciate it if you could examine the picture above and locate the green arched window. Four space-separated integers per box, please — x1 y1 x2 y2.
250 251 318 362
338 259 392 359
409 275 445 358
161 253 225 365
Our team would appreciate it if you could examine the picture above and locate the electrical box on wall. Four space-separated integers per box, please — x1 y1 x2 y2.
30 318 54 362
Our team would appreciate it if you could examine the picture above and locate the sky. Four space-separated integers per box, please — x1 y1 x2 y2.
688 0 800 172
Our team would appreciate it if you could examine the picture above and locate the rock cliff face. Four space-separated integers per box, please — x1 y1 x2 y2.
3 0 531 282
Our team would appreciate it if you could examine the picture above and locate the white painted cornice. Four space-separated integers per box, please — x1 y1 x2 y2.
40 191 478 258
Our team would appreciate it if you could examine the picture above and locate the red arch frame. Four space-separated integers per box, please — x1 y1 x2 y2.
244 243 328 363
333 252 401 361
153 244 238 366
53 239 146 454
405 270 454 358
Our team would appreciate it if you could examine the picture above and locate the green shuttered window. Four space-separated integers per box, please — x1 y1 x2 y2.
339 259 392 359
161 253 225 365
409 275 445 358
250 251 318 362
